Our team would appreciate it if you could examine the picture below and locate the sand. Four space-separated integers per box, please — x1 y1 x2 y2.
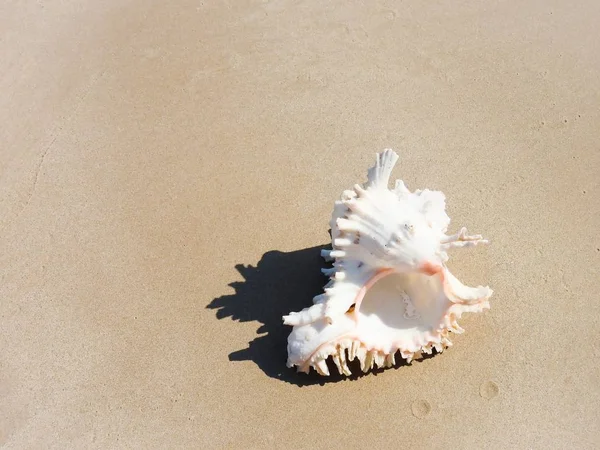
1 0 599 448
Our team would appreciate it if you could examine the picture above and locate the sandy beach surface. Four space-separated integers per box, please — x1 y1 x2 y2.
1 0 599 448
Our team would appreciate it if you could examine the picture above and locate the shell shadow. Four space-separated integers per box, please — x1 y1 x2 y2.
207 245 438 386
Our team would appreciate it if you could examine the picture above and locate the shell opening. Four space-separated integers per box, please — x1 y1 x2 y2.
353 271 449 349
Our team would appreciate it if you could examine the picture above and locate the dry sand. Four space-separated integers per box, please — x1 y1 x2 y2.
1 0 599 448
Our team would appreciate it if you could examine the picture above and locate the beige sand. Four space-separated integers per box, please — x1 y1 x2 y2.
1 0 599 448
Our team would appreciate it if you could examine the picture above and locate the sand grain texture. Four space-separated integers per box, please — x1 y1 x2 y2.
1 0 599 448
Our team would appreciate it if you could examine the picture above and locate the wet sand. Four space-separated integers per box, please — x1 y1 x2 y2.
1 1 599 447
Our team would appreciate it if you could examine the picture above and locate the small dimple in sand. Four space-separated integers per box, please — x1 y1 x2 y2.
479 381 499 399
411 400 431 419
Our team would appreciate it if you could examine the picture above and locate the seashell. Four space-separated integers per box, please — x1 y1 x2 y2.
283 149 493 376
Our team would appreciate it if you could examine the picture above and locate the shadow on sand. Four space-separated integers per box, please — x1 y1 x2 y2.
207 245 437 386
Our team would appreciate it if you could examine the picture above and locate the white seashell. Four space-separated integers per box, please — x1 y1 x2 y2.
283 149 493 376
